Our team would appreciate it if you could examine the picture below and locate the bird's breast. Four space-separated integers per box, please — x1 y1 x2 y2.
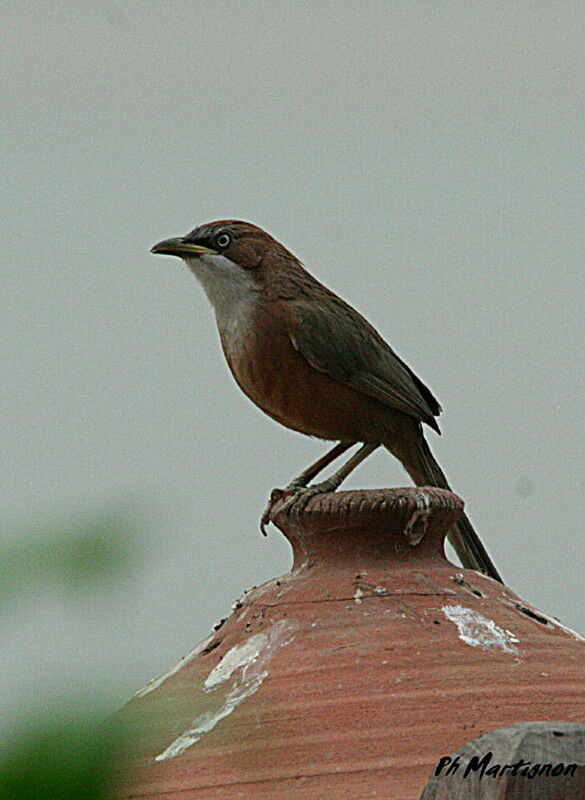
218 301 393 442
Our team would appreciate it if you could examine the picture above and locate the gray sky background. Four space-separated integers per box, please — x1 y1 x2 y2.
3 1 584 714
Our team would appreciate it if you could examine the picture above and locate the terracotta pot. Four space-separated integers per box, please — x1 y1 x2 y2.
117 487 585 799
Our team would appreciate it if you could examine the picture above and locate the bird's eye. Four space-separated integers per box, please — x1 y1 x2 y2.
215 232 231 249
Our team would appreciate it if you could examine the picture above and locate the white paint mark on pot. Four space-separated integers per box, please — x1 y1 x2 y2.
404 490 432 546
154 619 297 761
204 632 270 689
442 604 519 653
154 677 262 761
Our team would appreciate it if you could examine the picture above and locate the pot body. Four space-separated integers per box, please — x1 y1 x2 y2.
117 488 585 800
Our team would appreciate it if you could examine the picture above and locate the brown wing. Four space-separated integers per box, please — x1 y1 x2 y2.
289 296 442 433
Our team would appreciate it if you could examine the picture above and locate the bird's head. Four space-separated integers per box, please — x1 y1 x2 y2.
152 220 294 274
151 220 301 312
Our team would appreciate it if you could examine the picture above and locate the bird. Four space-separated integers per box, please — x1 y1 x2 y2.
151 220 502 582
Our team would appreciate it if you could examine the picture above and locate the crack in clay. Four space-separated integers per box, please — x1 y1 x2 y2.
256 590 453 610
506 602 585 642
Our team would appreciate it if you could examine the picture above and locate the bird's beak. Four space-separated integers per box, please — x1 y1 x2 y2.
150 237 218 257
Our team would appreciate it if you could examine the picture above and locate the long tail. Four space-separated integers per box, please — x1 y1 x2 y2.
396 433 503 583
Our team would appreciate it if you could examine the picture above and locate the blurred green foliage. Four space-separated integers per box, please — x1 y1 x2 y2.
1 511 144 796
0 708 129 800
0 514 138 601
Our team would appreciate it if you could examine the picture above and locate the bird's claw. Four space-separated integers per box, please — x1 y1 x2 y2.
260 480 337 535
260 488 286 536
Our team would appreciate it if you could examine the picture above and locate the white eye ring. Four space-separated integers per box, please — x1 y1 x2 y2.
215 233 231 248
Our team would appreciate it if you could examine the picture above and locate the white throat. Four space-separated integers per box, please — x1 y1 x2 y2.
185 253 257 337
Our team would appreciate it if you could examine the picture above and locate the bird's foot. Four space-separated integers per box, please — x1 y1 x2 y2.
260 479 339 535
280 479 339 517
403 490 432 546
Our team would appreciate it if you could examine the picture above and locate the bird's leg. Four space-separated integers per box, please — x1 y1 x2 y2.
275 442 381 520
285 441 355 490
295 441 380 495
260 441 355 535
